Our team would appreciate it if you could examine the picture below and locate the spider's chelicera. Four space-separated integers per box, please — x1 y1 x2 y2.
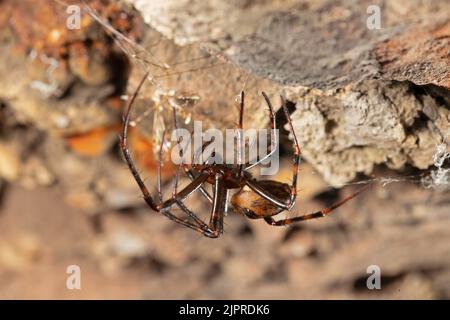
120 73 366 238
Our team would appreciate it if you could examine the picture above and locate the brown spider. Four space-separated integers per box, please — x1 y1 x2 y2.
120 73 367 238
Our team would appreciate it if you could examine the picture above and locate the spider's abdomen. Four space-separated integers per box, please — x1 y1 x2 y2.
231 180 291 218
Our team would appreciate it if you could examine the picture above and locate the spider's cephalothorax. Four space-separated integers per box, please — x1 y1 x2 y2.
121 73 367 238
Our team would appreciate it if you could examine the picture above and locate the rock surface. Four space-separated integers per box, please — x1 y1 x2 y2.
130 0 450 89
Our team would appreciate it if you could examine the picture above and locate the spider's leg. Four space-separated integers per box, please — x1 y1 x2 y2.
170 154 214 231
264 186 369 226
171 104 213 203
238 91 245 129
174 199 209 229
120 74 211 235
159 172 221 237
207 174 228 237
160 172 209 209
184 169 213 203
244 96 300 210
158 208 217 236
172 165 181 197
166 173 227 238
282 96 300 209
237 91 245 175
193 139 215 165
245 92 278 170
186 138 217 202
156 129 167 203
120 71 160 211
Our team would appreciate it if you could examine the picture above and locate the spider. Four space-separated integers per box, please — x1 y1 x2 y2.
120 73 367 238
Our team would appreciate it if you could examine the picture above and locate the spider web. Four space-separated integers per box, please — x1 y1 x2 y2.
421 143 450 191
333 142 450 191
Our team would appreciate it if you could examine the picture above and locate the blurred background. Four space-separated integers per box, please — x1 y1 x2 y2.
0 0 449 299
